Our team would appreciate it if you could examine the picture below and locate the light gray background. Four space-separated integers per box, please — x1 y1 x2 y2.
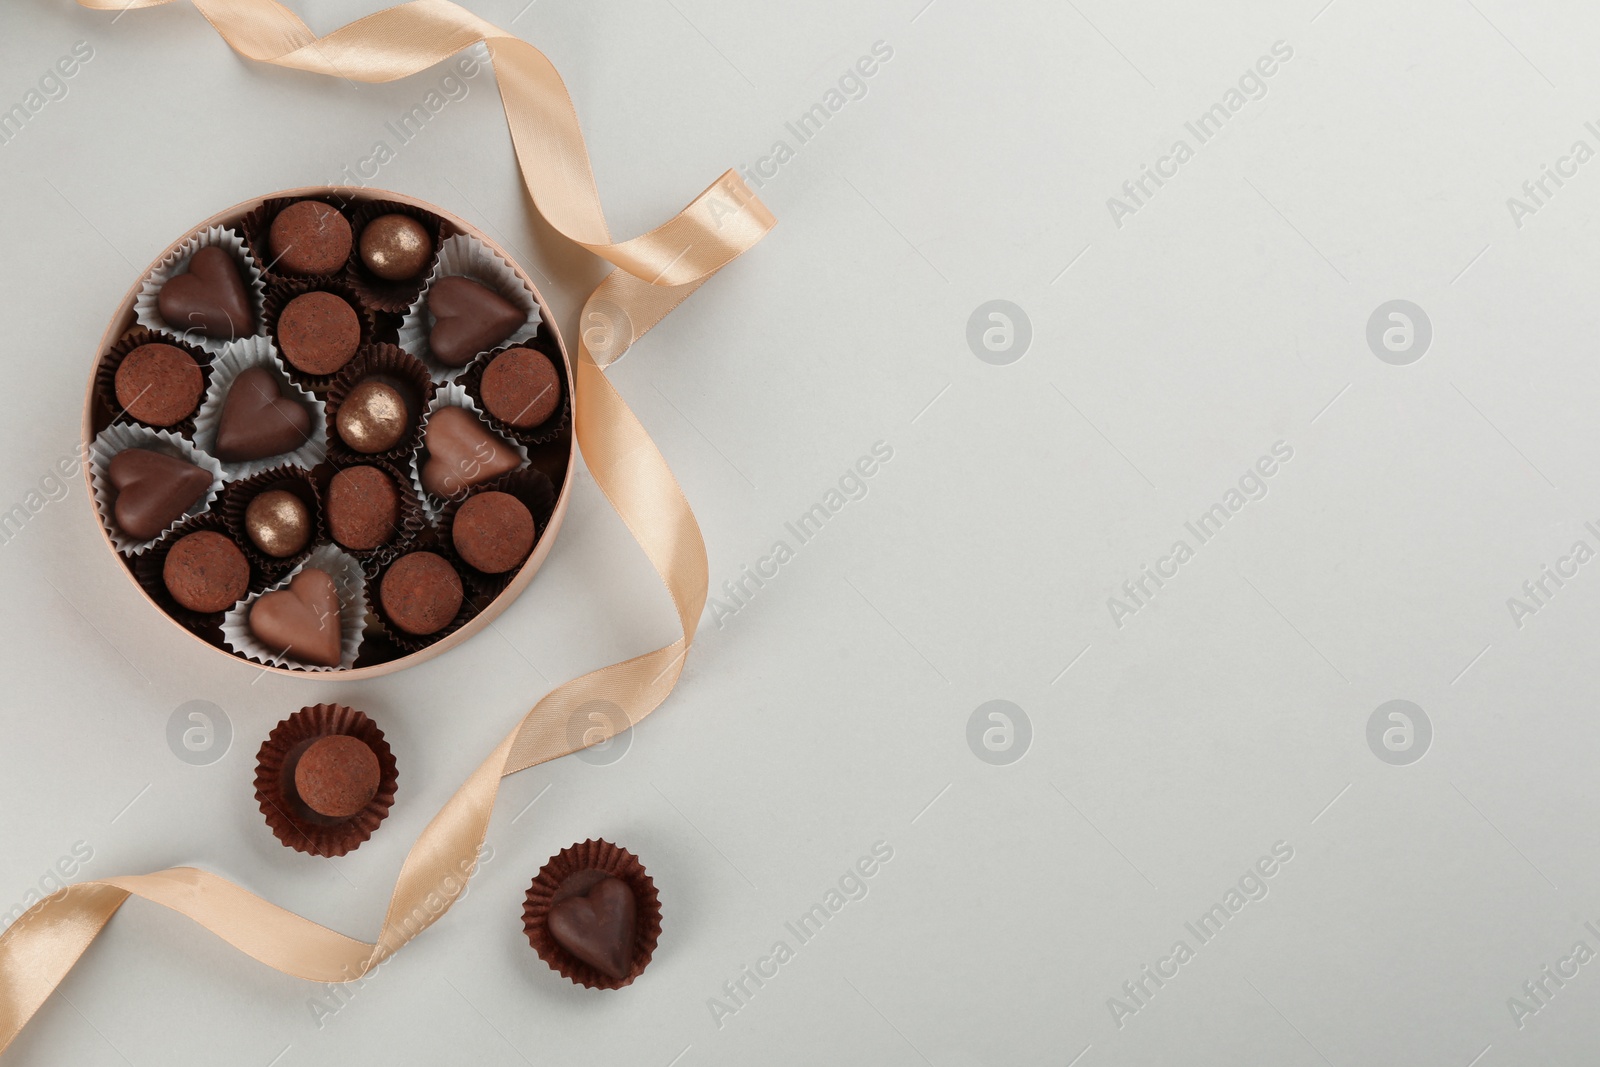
0 0 1594 1064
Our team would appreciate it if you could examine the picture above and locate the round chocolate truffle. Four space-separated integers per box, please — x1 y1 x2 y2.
452 491 535 574
162 530 250 613
244 489 312 558
336 380 410 454
326 466 402 550
380 551 463 636
359 214 432 281
294 734 381 819
269 201 352 276
276 291 361 376
115 343 204 427
480 347 560 428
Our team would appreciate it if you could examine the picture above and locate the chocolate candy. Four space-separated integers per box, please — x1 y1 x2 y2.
157 246 254 340
248 567 342 666
359 214 431 281
427 276 524 367
380 551 462 636
293 735 380 819
452 491 534 574
108 449 212 541
325 466 401 550
335 380 409 454
269 201 352 276
244 489 312 558
214 367 311 462
420 407 519 499
114 343 203 427
277 292 360 376
548 877 637 980
162 530 250 613
480 347 560 428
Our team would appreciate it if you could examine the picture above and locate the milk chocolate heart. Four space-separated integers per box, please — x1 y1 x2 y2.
420 406 519 499
215 367 311 462
427 276 524 367
248 568 342 667
107 448 213 541
157 246 254 340
547 878 636 980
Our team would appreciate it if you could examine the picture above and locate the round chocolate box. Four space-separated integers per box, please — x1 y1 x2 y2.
85 188 573 678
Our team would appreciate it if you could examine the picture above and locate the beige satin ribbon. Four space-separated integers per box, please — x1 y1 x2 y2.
0 0 772 1052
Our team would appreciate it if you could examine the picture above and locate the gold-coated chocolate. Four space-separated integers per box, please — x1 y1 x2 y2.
359 214 431 281
244 489 312 558
337 380 409 453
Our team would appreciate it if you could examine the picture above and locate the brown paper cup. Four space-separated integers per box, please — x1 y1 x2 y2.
242 196 358 286
132 513 262 642
323 344 433 465
438 469 556 598
253 703 398 857
523 839 662 990
344 199 453 314
219 464 323 580
94 328 213 437
458 339 571 447
263 278 376 392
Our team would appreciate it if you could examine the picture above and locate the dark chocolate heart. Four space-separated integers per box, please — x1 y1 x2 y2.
427 276 524 367
157 246 254 340
248 568 342 667
547 877 636 980
214 367 311 462
107 448 212 541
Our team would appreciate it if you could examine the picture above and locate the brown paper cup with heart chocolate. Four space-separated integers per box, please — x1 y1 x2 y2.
523 839 662 990
254 703 397 857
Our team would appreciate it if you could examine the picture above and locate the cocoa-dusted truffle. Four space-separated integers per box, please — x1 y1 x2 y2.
452 491 534 574
480 347 560 428
108 449 212 541
162 530 249 613
115 343 203 427
269 201 352 276
294 735 380 819
359 214 432 281
277 291 360 376
326 466 401 550
380 551 462 636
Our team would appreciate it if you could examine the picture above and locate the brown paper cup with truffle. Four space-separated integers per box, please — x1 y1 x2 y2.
94 328 213 438
254 703 397 858
438 468 556 598
523 839 662 990
369 547 477 653
317 456 428 570
242 196 358 287
264 278 376 393
133 513 262 643
344 199 452 314
459 340 571 447
324 344 433 466
220 465 323 581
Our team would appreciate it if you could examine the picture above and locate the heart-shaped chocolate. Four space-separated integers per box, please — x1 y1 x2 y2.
248 568 342 667
157 246 254 340
547 877 637 980
107 448 212 541
427 276 525 367
215 367 311 462
420 406 519 499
